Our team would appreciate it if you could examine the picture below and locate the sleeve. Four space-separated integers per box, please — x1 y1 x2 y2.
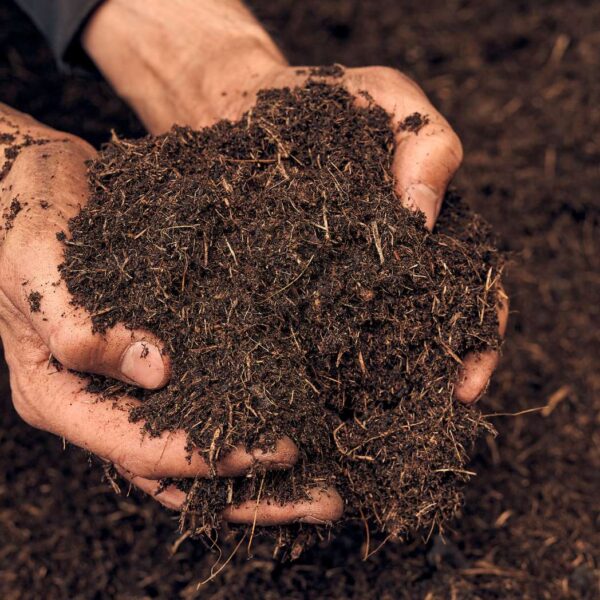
13 0 104 72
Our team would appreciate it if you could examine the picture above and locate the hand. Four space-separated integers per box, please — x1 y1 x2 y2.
192 62 509 404
0 108 342 524
83 0 508 405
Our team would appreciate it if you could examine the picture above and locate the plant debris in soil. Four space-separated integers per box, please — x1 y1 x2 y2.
58 80 502 553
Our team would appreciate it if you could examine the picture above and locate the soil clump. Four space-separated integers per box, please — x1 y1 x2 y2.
59 81 501 551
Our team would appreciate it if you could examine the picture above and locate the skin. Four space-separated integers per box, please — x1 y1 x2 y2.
0 0 508 526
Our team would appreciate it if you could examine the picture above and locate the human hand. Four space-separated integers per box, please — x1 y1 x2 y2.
0 108 342 523
200 62 509 405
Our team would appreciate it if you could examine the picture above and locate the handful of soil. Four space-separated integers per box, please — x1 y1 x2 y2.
59 81 502 554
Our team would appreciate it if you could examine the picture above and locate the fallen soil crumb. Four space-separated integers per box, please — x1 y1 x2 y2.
308 64 345 78
398 112 430 134
0 132 15 144
3 197 22 230
59 81 502 555
27 291 42 313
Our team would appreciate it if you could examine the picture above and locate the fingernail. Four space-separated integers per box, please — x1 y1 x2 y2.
155 486 187 510
404 183 441 230
250 436 299 469
120 341 165 388
473 376 492 404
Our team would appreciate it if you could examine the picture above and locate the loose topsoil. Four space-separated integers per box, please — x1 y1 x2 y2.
59 80 500 551
1 0 598 599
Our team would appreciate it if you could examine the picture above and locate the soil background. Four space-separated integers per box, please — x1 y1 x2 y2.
1 1 599 599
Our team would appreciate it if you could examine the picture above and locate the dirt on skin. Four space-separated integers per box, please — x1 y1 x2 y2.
58 80 501 553
1 0 599 598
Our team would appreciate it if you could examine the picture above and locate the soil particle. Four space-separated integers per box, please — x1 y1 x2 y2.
398 112 430 134
27 291 42 312
0 132 16 144
3 197 22 230
309 64 345 78
0 135 50 181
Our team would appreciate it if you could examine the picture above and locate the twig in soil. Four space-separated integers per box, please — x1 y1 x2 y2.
170 530 192 555
484 406 546 418
247 472 266 556
371 221 385 265
359 506 371 561
102 463 121 495
363 534 393 560
541 385 572 416
433 468 477 476
197 532 248 588
262 255 314 300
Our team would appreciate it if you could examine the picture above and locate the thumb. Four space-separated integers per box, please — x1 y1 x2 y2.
393 121 463 231
3 232 169 390
27 285 169 389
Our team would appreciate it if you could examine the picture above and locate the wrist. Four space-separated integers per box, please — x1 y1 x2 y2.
83 0 287 133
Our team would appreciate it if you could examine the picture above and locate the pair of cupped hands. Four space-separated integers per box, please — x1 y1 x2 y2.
0 1 507 527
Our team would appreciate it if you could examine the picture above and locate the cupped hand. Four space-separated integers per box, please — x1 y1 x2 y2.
81 0 505 527
0 124 343 525
177 64 508 405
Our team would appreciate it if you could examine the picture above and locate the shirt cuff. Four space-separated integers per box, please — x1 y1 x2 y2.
14 0 104 73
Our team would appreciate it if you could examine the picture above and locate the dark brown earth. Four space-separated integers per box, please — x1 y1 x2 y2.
26 290 42 313
1 0 599 598
59 81 501 551
2 197 22 231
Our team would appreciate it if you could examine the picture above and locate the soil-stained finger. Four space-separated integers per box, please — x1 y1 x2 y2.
455 290 509 404
222 486 344 526
8 352 299 479
114 465 187 510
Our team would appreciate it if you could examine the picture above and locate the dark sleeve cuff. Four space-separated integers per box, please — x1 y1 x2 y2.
14 0 104 73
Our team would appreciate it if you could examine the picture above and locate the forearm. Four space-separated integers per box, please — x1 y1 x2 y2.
82 0 287 133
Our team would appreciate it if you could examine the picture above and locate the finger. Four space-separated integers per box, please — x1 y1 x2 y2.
114 472 343 527
392 120 463 231
3 219 170 390
115 465 187 510
9 351 298 479
345 68 463 230
223 487 344 526
455 290 509 404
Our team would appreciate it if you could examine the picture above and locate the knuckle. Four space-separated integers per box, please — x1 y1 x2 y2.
10 383 44 429
447 129 464 166
48 325 99 371
0 216 34 265
132 462 158 480
431 128 464 173
116 451 158 480
374 66 423 94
